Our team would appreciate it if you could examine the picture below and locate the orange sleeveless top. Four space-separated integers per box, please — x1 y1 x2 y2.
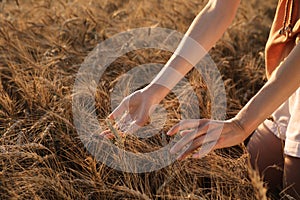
265 0 300 79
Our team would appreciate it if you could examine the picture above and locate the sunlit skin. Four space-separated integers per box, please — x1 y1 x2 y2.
167 43 300 160
103 0 240 138
103 0 300 198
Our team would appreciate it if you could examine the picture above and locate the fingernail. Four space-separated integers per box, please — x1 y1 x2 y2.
167 131 175 136
170 147 176 154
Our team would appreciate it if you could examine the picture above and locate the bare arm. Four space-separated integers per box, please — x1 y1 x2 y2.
143 0 241 103
235 43 300 134
168 43 300 159
108 0 240 130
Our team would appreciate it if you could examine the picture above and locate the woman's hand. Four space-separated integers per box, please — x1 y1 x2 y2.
110 89 157 130
167 118 249 160
101 84 169 138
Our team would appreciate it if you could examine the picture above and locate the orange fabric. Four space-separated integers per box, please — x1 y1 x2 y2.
265 0 300 79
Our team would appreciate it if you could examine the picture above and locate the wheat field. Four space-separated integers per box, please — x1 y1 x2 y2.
0 0 286 199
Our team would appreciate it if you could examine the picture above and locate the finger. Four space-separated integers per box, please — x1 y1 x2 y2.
100 129 112 136
115 112 133 132
192 148 211 159
109 99 129 120
126 121 141 135
177 135 216 160
179 129 194 137
170 125 208 155
175 134 206 160
103 133 115 139
117 106 148 133
191 141 217 159
167 119 208 136
178 127 223 160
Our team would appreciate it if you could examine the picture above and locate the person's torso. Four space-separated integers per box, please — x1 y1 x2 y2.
265 0 300 79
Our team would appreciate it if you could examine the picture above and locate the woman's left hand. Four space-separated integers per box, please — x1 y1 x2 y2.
167 118 249 160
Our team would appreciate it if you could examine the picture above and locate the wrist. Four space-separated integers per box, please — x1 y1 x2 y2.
141 84 170 104
149 66 184 91
229 117 252 139
234 106 262 136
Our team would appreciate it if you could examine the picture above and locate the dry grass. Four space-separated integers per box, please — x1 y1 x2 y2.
0 0 286 199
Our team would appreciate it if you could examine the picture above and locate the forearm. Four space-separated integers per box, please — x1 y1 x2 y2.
145 0 240 102
235 43 300 135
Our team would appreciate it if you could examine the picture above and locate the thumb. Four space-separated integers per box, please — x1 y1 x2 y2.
109 98 129 120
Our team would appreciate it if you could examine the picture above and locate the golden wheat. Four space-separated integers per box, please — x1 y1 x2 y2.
0 0 282 199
